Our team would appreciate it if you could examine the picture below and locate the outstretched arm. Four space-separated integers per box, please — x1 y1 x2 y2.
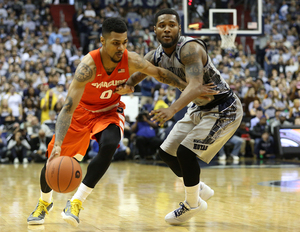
129 51 187 88
125 51 155 87
116 51 188 95
48 54 96 163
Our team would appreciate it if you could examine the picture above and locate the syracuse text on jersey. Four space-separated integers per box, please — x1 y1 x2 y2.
91 79 127 89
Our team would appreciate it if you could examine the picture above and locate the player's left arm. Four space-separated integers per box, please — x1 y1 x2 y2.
128 52 187 90
150 42 219 124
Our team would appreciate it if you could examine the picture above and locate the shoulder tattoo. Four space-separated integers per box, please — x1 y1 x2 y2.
75 63 95 82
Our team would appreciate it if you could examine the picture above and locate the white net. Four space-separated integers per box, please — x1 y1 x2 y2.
217 25 239 49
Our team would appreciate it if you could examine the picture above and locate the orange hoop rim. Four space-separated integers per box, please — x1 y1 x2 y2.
216 25 239 35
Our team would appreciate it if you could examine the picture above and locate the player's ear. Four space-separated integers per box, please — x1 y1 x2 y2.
178 24 181 33
154 26 156 34
100 36 105 45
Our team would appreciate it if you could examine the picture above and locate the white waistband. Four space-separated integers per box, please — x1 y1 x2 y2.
81 103 119 113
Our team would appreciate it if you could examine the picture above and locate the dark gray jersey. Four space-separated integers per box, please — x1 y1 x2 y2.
153 36 232 108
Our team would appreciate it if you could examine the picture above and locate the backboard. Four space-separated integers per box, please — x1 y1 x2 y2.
182 0 263 36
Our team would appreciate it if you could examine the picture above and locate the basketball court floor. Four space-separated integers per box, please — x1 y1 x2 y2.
0 157 299 232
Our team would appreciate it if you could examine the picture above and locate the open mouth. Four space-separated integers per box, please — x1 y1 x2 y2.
162 36 172 39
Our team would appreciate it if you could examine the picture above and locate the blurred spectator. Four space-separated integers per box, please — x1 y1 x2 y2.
112 138 131 161
294 116 300 125
0 98 14 124
7 130 31 164
131 110 162 160
25 115 51 139
54 101 63 116
250 107 264 130
264 42 278 76
23 15 36 32
40 89 58 124
154 96 169 111
92 0 101 13
51 37 63 59
87 139 98 161
88 23 100 51
48 26 63 45
84 2 96 19
52 83 67 102
42 110 56 136
140 76 156 107
0 128 8 163
250 117 271 148
0 3 8 19
248 99 262 117
218 134 243 161
23 98 39 119
236 122 255 157
243 86 259 117
23 86 40 109
58 21 72 43
270 111 292 134
24 0 36 17
255 131 275 159
29 128 51 163
164 86 176 106
289 98 300 120
3 86 23 122
246 55 261 79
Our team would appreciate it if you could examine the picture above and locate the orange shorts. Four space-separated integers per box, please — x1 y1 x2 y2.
46 102 125 161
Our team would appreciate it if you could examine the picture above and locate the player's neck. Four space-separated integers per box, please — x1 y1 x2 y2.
100 48 119 74
162 45 176 57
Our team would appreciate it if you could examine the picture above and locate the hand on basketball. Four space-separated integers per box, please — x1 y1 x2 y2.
114 84 134 95
47 145 61 165
197 83 219 101
150 108 176 126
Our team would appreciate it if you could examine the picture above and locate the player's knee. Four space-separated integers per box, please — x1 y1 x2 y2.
100 141 119 153
177 145 196 161
158 147 174 161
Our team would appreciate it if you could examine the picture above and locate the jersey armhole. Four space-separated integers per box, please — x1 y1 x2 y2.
89 49 100 73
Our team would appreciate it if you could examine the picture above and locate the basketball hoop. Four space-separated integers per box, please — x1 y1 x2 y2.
216 25 239 49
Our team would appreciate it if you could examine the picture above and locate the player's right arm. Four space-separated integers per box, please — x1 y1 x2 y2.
48 54 96 163
125 50 154 86
115 50 187 94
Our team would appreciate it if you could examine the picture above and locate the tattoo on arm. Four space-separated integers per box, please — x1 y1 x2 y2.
157 68 187 89
127 72 148 86
186 62 203 79
127 51 155 86
133 55 147 70
75 63 95 82
54 96 73 145
181 44 204 82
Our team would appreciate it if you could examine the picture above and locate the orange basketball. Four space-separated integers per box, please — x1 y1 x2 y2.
46 156 82 193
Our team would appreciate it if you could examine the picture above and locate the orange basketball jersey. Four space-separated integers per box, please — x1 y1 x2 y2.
79 49 130 112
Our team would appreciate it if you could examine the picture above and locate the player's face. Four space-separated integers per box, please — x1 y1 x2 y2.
101 32 128 63
154 14 181 49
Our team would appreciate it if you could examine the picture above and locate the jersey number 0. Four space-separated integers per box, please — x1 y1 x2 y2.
100 90 113 99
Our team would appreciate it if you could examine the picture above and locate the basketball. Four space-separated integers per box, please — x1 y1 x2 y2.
46 156 82 193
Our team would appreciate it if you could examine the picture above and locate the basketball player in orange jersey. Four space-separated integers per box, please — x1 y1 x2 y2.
27 17 218 227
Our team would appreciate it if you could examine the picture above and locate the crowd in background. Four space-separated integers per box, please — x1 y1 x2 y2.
0 0 299 164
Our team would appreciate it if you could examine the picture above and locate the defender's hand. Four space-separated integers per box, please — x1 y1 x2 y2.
150 108 176 126
196 83 219 101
